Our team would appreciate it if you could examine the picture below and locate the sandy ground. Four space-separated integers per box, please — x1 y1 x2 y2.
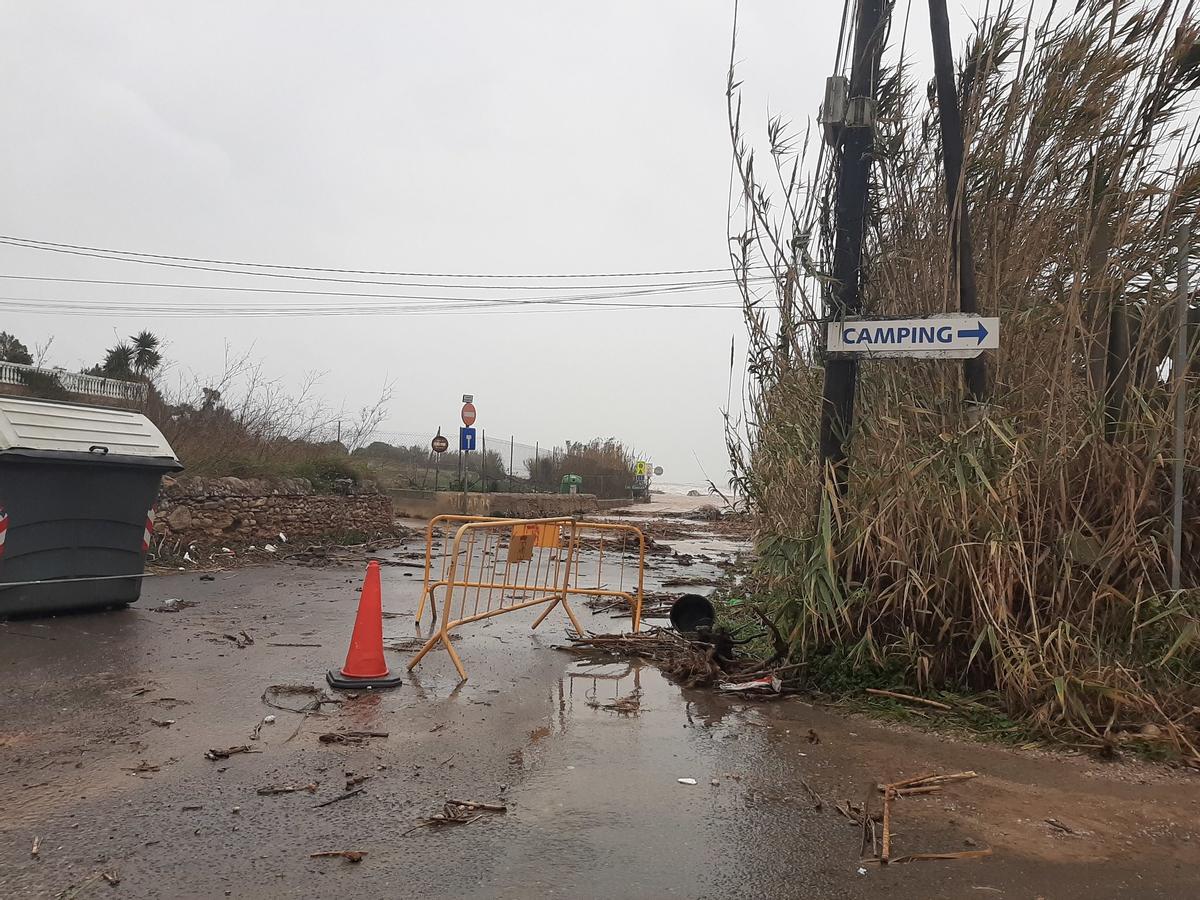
2 512 1198 899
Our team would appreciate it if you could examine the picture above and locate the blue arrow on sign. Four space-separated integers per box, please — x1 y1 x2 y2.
459 427 476 451
956 320 989 345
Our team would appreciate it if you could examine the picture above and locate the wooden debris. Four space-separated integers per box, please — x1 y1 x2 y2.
150 718 175 728
893 785 943 796
562 630 726 687
586 690 642 715
402 798 506 836
865 688 954 711
310 850 366 863
446 799 508 812
318 730 389 744
889 849 993 864
866 770 988 867
204 745 261 761
881 787 895 864
314 788 364 808
256 783 318 796
1045 817 1080 835
261 683 338 713
798 777 823 811
101 868 121 885
882 771 978 792
860 790 877 859
835 800 859 825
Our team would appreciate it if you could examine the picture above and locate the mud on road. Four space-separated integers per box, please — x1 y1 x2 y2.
2 506 1198 899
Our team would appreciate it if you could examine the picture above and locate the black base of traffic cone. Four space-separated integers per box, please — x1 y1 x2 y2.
326 669 404 690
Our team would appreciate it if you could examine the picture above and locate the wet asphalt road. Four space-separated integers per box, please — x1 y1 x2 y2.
2 550 1198 899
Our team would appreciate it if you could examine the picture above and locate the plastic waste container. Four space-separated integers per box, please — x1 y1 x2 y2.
559 474 582 495
0 396 183 617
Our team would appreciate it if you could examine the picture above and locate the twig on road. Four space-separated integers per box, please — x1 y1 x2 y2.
314 788 364 808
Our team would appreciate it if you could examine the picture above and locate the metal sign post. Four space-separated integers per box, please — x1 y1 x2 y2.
431 431 448 492
1172 224 1190 591
460 395 476 512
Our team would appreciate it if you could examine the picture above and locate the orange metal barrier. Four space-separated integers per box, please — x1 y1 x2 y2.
415 514 501 626
408 516 646 680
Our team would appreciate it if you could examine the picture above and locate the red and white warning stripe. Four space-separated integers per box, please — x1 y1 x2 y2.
0 508 8 558
141 507 155 554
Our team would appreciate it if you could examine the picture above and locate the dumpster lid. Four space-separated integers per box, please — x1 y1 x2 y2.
0 396 180 463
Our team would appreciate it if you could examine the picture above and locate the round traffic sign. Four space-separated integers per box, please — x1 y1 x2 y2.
461 402 477 426
431 434 449 453
653 466 663 476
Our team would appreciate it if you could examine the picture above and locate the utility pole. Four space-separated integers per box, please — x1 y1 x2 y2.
928 0 987 402
818 0 889 492
1172 222 1190 591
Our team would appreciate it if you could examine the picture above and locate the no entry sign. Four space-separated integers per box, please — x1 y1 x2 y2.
461 402 477 427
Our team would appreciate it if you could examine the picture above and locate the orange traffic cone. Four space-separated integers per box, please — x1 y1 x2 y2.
327 560 403 690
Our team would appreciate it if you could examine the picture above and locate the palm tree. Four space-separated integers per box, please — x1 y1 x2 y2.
100 342 135 379
0 332 33 365
129 331 162 378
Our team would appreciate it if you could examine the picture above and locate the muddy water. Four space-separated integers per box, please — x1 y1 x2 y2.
2 548 1198 899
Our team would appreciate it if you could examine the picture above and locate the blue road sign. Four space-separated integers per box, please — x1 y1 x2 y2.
459 427 477 451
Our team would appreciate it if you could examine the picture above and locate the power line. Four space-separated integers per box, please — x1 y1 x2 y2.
0 234 770 281
0 293 744 317
0 238 752 293
0 272 767 304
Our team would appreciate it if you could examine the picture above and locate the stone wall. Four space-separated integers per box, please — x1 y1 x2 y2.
388 489 604 520
154 475 394 546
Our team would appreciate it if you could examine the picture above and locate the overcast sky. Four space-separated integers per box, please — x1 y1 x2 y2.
0 1 977 486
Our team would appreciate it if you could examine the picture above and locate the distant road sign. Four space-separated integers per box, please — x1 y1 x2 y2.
826 315 999 359
653 466 663 476
431 434 449 454
462 394 474 403
459 427 476 452
634 460 648 476
461 402 477 426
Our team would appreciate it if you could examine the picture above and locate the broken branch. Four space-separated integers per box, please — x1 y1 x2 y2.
314 788 364 808
865 688 954 711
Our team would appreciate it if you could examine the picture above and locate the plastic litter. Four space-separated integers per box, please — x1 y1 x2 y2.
719 675 782 694
677 777 698 785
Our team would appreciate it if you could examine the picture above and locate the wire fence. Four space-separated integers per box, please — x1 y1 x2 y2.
342 428 634 498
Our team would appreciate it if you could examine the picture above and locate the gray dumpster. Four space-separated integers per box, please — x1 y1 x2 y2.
0 396 182 617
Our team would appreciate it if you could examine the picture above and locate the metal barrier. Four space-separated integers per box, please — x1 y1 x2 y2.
416 514 502 625
408 516 646 680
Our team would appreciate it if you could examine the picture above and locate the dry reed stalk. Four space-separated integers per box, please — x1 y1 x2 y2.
728 2 1200 743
